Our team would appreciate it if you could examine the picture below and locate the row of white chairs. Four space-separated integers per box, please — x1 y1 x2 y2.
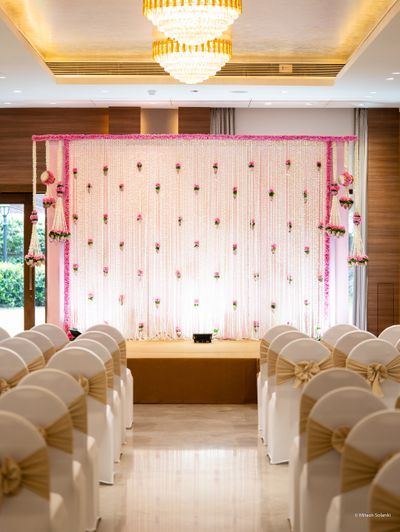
0 322 134 532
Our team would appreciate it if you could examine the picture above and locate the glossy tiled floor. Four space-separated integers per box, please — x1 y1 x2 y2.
98 405 289 532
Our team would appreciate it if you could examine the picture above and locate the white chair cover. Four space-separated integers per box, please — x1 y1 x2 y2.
0 411 68 532
79 331 126 448
378 325 400 346
346 339 400 408
332 330 376 367
0 347 28 391
16 330 56 362
48 347 115 485
0 385 83 531
326 410 400 532
260 330 307 444
299 387 385 532
368 453 400 531
72 338 122 463
0 337 45 371
0 326 10 340
20 368 100 532
87 324 133 429
267 338 331 464
288 368 370 532
321 324 358 352
32 323 69 351
257 325 297 435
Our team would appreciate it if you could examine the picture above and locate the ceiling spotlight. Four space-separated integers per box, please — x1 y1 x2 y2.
392 72 400 75
305 102 313 106
153 38 231 84
386 77 394 81
101 89 109 93
3 102 11 105
281 90 288 94
264 102 272 105
13 89 22 93
143 0 241 46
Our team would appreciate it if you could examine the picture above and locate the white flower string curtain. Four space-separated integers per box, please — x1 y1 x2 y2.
34 134 357 339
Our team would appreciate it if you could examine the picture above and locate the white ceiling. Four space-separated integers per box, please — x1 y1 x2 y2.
0 1 399 108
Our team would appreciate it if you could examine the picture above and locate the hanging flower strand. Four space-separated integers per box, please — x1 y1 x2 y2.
339 170 354 210
348 143 368 266
49 143 71 242
326 145 346 238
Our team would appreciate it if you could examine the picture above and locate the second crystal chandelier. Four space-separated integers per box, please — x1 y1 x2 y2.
144 0 242 84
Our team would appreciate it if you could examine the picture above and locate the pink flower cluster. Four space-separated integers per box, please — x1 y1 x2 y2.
348 255 369 266
214 217 221 226
325 224 346 237
25 253 45 267
339 196 354 209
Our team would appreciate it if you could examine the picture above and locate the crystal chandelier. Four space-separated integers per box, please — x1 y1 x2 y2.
153 38 232 84
143 0 242 46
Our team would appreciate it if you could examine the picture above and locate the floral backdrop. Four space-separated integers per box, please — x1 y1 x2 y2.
44 136 353 339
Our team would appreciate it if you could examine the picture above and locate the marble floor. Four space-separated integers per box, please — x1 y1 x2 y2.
98 404 289 532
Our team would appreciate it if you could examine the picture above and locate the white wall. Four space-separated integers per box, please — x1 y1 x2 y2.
235 109 354 136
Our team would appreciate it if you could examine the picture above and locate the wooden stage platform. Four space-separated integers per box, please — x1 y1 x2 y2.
127 340 260 404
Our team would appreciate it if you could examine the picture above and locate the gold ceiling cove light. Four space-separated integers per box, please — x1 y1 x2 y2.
144 0 241 45
153 38 232 84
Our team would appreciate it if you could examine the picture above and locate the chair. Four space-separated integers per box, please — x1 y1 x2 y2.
332 330 375 367
20 368 100 532
0 411 68 532
0 385 84 531
299 387 385 532
346 339 400 408
72 337 122 463
378 325 400 346
288 368 371 532
0 326 10 340
79 331 125 447
16 329 56 362
368 453 400 531
321 324 358 352
258 325 298 435
0 347 28 393
0 336 45 371
48 347 114 484
32 323 70 351
326 410 400 532
260 330 307 444
87 324 134 429
267 338 331 464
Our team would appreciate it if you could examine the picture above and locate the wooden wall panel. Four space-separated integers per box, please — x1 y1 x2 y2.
0 109 108 192
108 107 141 134
367 109 400 335
178 107 210 134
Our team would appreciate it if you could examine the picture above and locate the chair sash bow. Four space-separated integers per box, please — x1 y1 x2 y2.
259 339 270 367
36 413 73 454
307 417 350 462
77 371 107 405
299 394 317 435
42 346 56 363
267 349 279 377
276 356 332 388
0 367 29 396
118 340 127 368
332 347 348 367
111 350 121 376
346 355 400 397
0 447 49 504
27 355 45 372
68 394 87 434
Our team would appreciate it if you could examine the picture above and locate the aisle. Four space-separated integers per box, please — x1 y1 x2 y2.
98 405 289 532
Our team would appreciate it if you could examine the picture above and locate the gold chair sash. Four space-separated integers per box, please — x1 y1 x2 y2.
105 358 114 389
77 371 107 405
320 339 333 353
369 484 400 531
332 347 348 368
276 356 333 388
42 346 56 363
259 339 270 367
68 394 87 434
0 367 29 395
307 417 351 462
27 355 45 372
299 394 317 435
118 340 127 368
267 349 280 377
111 350 121 376
346 355 400 397
341 444 396 493
0 447 49 504
37 413 73 454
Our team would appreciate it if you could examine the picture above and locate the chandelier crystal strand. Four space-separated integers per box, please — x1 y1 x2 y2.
25 141 45 267
153 38 231 84
349 141 368 267
143 0 241 46
49 141 71 242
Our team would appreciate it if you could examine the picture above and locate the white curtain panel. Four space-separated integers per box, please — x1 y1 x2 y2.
65 137 332 340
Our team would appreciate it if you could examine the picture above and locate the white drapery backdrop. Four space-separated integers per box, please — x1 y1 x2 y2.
47 136 351 339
